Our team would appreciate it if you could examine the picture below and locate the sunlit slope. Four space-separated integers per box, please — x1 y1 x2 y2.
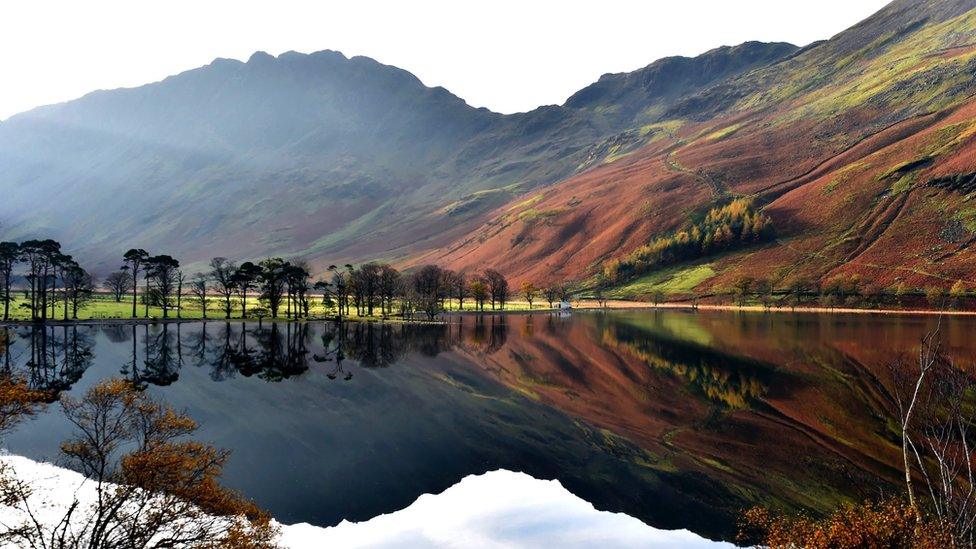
429 0 976 290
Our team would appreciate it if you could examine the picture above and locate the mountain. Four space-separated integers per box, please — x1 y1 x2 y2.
0 41 795 273
422 0 976 293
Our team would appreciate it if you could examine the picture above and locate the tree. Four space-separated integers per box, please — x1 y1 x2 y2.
378 265 401 316
449 271 467 311
122 249 150 318
103 270 132 303
20 240 62 322
469 279 488 311
542 284 562 309
0 379 279 547
357 263 382 316
146 255 180 318
412 265 444 320
190 273 209 319
950 280 966 310
894 282 910 309
594 287 608 308
232 262 262 319
886 331 976 544
320 264 352 322
286 261 312 319
521 282 538 309
786 278 810 311
732 276 754 307
755 278 774 310
258 258 288 318
0 242 18 322
248 306 270 327
64 263 95 319
925 285 947 310
483 269 508 311
55 253 75 321
652 291 664 307
209 257 238 319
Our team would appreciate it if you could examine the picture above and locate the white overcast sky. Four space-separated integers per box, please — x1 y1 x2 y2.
1 0 891 120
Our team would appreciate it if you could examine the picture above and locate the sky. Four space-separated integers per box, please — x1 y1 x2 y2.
0 0 892 120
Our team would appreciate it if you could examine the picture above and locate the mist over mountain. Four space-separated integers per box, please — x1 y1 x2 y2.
0 39 796 272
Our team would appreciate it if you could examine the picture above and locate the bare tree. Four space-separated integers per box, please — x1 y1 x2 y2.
190 273 209 319
103 270 132 303
378 265 401 316
209 257 238 319
483 270 508 311
64 263 95 319
542 284 562 309
888 330 976 545
412 265 444 320
146 255 180 319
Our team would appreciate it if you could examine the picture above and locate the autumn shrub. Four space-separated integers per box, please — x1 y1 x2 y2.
739 499 954 549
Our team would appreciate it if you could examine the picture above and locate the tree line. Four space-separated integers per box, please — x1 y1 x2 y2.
602 198 774 284
0 239 554 323
0 240 95 322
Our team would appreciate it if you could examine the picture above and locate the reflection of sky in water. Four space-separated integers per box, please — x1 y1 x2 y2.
1 456 727 548
284 469 729 548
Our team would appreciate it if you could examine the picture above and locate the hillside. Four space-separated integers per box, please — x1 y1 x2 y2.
0 42 793 273
423 0 976 294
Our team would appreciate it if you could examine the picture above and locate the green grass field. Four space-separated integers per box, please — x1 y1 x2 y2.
607 263 716 299
0 294 556 322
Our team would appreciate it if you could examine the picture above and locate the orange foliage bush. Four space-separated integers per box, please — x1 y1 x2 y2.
739 500 954 549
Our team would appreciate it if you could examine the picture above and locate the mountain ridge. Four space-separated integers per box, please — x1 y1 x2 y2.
0 39 797 274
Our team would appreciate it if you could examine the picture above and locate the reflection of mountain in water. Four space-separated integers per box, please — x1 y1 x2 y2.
1 312 955 542
600 320 770 409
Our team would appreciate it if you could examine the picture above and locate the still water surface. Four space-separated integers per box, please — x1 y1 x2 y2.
1 310 970 542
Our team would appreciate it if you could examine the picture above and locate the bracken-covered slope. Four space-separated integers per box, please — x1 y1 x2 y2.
424 0 976 292
0 41 793 273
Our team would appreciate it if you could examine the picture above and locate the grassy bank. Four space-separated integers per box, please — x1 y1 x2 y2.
0 295 561 323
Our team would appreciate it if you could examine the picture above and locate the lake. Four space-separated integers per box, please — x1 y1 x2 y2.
0 310 968 544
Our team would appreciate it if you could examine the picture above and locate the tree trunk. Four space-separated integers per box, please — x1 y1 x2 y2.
131 266 138 318
63 271 69 321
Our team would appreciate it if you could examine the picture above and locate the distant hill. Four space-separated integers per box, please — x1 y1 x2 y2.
0 40 795 273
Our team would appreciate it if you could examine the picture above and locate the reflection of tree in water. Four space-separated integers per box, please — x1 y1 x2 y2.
602 322 771 409
0 319 466 392
9 326 95 401
314 323 350 380
466 316 508 354
311 321 458 379
253 323 310 382
121 324 183 389
205 322 311 382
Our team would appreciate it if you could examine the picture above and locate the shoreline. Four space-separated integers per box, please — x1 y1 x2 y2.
569 300 976 316
1 300 972 327
0 316 447 328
